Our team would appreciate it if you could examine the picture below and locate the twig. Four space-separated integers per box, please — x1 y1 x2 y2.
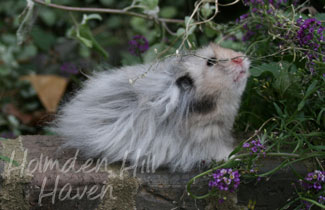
32 0 184 24
244 117 276 143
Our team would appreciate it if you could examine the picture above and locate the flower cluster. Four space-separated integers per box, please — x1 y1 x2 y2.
209 169 241 192
128 35 149 56
298 170 325 209
319 195 325 204
243 139 266 156
238 2 324 74
296 18 325 73
300 170 325 191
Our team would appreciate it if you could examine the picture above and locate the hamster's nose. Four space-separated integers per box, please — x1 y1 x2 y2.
232 57 243 65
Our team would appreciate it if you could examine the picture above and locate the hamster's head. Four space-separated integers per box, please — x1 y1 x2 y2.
180 43 250 96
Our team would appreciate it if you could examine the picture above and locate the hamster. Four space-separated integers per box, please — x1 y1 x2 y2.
53 43 250 172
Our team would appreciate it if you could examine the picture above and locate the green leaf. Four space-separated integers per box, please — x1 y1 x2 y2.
30 27 56 51
297 101 305 112
273 68 291 97
316 108 325 125
73 24 108 58
304 80 318 98
228 141 244 158
106 16 122 29
160 7 177 18
130 17 149 34
39 8 56 26
204 26 217 38
79 42 91 58
45 0 51 4
69 14 108 58
17 44 37 60
81 14 102 25
77 32 93 48
184 17 198 38
249 62 289 77
176 28 185 36
297 80 318 111
141 0 159 10
273 102 283 116
200 3 213 18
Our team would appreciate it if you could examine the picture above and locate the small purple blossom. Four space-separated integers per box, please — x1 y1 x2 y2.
60 63 79 75
299 170 325 192
209 169 241 193
243 142 250 148
295 18 325 73
302 200 311 210
240 13 249 21
242 139 266 156
298 170 325 209
128 35 149 56
319 196 325 204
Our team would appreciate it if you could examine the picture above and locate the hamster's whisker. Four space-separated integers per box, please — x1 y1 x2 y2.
184 54 248 64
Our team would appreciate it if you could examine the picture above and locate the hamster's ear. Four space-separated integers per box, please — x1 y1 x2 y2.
176 73 194 91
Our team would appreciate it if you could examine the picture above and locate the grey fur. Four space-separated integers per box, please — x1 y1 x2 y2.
53 44 250 171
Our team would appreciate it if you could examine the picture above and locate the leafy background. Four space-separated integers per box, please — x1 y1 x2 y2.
0 0 249 137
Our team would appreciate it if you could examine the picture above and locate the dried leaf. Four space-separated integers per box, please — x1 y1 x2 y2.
21 75 68 112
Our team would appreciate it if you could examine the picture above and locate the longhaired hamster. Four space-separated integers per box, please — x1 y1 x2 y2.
54 43 250 172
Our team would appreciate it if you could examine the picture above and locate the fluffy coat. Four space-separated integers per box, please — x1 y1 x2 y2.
54 44 250 171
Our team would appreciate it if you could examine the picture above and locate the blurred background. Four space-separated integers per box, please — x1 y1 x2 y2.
0 0 246 138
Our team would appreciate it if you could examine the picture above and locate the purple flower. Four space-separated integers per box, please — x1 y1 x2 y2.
303 201 311 210
300 170 325 192
295 18 325 73
209 168 241 192
240 13 249 21
313 182 321 190
60 63 79 75
319 196 325 204
242 30 255 42
243 142 250 148
128 35 149 56
243 139 266 157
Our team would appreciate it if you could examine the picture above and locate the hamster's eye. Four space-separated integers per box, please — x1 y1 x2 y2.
206 57 217 66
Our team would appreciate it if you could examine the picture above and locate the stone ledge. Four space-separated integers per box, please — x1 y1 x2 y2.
0 136 308 210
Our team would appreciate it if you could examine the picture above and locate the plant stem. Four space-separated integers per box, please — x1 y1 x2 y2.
300 197 325 209
186 151 325 199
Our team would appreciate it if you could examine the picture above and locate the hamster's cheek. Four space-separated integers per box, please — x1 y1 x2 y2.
202 73 232 92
